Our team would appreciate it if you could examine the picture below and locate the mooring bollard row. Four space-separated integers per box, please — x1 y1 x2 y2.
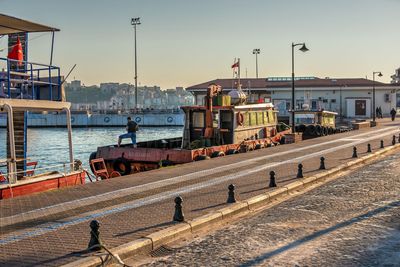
269 170 277 187
296 163 303 178
352 146 358 158
88 220 102 251
367 143 372 153
319 156 326 170
227 184 236 203
173 196 184 222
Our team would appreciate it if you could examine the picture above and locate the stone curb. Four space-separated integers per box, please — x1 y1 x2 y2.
61 143 400 267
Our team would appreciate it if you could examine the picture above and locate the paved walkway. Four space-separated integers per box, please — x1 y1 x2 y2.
0 119 399 266
142 150 400 267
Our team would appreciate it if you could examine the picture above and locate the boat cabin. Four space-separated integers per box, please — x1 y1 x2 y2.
181 102 279 149
290 110 338 128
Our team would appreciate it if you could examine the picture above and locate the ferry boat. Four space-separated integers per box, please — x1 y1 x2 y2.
89 83 291 176
0 14 86 199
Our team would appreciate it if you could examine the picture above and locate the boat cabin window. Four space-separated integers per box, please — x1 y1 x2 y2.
268 111 276 124
192 111 205 127
295 113 315 124
257 112 263 125
213 112 219 128
220 110 232 129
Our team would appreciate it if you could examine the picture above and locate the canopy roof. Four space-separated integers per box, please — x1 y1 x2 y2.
0 13 59 35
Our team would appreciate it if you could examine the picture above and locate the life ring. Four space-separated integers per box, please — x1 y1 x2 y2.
167 116 173 123
135 117 141 123
236 112 244 126
104 117 111 123
270 127 277 137
112 157 132 176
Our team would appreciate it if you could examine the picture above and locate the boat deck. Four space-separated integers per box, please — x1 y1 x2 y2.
0 118 399 266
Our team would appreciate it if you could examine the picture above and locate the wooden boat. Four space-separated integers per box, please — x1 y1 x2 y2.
90 84 291 176
0 14 86 199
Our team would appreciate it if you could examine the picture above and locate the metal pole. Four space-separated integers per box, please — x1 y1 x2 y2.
134 23 138 110
291 43 295 134
340 85 342 119
64 107 74 172
5 104 17 183
372 73 376 122
50 31 55 66
255 53 258 79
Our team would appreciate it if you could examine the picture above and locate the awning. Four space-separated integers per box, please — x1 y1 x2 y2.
0 13 59 35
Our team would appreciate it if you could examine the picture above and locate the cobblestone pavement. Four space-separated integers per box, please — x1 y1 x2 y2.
142 151 400 267
0 119 399 266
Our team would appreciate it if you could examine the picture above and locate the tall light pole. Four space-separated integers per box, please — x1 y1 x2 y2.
372 71 383 122
291 42 309 133
131 17 141 110
252 48 260 78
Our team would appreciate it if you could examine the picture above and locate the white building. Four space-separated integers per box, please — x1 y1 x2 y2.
186 76 400 119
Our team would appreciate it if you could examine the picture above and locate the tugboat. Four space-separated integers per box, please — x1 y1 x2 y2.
90 82 291 176
0 14 86 199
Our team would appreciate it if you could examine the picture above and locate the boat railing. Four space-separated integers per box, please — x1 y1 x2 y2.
0 161 80 185
0 57 62 101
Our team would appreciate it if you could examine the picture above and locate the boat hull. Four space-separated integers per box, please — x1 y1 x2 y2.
0 171 86 199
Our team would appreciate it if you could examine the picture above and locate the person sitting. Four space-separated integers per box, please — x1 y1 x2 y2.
118 117 138 147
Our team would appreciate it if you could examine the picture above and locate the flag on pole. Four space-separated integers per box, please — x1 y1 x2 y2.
8 37 24 65
231 61 239 69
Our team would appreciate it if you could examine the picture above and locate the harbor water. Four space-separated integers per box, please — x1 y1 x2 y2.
0 127 183 174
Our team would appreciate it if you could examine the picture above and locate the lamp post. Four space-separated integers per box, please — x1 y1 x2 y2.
252 49 260 78
372 71 383 122
291 42 309 133
131 17 141 110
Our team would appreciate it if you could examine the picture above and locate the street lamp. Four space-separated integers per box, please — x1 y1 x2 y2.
372 71 383 122
131 17 141 110
252 48 260 78
291 42 309 133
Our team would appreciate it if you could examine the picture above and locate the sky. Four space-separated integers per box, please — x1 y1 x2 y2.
1 0 399 89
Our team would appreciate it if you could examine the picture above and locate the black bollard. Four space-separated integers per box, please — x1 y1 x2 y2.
319 157 326 170
296 163 303 178
380 140 384 148
392 135 396 146
269 171 277 187
367 143 372 153
398 133 400 143
88 220 102 251
173 196 185 222
352 146 358 158
227 184 237 203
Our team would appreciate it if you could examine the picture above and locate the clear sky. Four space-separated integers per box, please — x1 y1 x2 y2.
1 0 399 89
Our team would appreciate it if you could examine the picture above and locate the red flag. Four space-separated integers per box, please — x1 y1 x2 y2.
231 61 239 68
8 37 24 65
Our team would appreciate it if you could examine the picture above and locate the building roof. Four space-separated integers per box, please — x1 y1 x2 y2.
186 77 395 91
0 13 59 35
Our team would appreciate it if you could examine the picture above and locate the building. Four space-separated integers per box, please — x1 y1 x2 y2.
186 76 400 119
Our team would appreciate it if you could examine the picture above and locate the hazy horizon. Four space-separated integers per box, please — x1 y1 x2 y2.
1 0 399 89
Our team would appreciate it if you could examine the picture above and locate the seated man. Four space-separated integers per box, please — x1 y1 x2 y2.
118 117 138 147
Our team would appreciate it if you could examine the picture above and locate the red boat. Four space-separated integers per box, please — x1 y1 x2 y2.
90 84 291 176
0 14 86 199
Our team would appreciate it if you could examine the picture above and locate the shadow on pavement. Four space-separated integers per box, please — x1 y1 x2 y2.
239 200 400 267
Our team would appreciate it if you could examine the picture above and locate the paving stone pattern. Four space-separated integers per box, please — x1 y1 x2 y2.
0 119 399 266
143 151 400 267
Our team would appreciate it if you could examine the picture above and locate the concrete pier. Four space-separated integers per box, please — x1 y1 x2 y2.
0 112 184 127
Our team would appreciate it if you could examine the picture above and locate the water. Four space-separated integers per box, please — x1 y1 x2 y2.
0 127 183 174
